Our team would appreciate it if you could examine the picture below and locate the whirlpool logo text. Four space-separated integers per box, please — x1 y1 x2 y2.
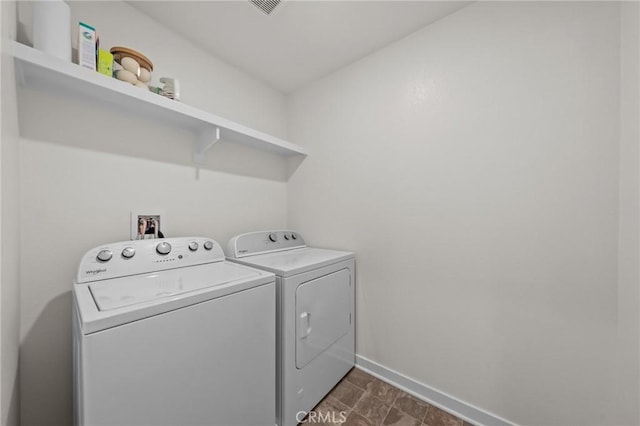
85 268 107 276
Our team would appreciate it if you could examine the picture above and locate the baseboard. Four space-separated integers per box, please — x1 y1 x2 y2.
355 354 516 426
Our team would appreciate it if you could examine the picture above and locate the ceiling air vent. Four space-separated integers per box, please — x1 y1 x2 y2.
250 0 281 15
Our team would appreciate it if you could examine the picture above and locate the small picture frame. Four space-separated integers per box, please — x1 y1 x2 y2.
130 210 166 240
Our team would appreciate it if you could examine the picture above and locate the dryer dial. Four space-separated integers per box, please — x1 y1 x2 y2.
269 233 278 242
188 241 199 252
203 241 214 250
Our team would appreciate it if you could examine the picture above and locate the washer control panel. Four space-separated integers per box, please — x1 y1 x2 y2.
76 237 224 283
227 230 306 258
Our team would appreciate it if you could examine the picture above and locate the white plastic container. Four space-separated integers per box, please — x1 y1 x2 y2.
33 0 71 62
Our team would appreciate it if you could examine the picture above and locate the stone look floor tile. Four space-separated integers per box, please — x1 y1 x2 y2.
307 370 467 426
393 391 430 420
423 406 463 426
365 378 401 405
383 407 422 426
353 392 391 425
313 396 351 425
319 395 351 413
343 411 376 426
345 368 377 390
330 380 366 407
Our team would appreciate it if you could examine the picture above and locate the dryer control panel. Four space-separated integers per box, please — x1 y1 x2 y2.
227 230 306 258
76 237 225 283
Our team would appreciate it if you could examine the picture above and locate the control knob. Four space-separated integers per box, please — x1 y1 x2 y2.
156 241 172 255
203 241 214 251
121 247 135 259
188 241 199 252
268 233 278 242
291 233 297 240
97 249 112 262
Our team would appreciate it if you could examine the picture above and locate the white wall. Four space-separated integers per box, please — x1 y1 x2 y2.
1 1 22 425
287 2 627 425
15 2 289 425
616 2 640 424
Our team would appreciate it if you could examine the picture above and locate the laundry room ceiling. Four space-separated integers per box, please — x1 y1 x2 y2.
127 1 470 93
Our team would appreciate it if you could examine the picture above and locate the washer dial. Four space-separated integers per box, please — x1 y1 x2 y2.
121 247 135 259
156 242 172 255
97 249 112 262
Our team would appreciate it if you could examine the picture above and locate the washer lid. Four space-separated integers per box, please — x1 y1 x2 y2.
89 262 260 311
74 261 275 334
230 247 353 277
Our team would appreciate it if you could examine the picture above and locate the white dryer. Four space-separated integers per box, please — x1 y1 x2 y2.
227 231 355 426
73 237 276 426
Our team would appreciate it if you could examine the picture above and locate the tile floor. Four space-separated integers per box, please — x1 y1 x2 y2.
305 368 473 426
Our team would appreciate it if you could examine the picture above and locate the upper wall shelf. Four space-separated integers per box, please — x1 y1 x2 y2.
10 41 307 161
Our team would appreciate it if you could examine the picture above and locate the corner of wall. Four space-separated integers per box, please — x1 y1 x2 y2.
1 0 22 425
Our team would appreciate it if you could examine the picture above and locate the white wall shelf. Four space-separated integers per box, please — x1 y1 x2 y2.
10 41 307 161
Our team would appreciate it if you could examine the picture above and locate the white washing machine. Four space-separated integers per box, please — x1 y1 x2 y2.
226 230 355 426
73 237 276 426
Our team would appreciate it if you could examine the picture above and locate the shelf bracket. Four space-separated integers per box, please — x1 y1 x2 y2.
194 127 221 179
193 126 221 165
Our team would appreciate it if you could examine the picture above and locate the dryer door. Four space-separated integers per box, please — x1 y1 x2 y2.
295 268 351 369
